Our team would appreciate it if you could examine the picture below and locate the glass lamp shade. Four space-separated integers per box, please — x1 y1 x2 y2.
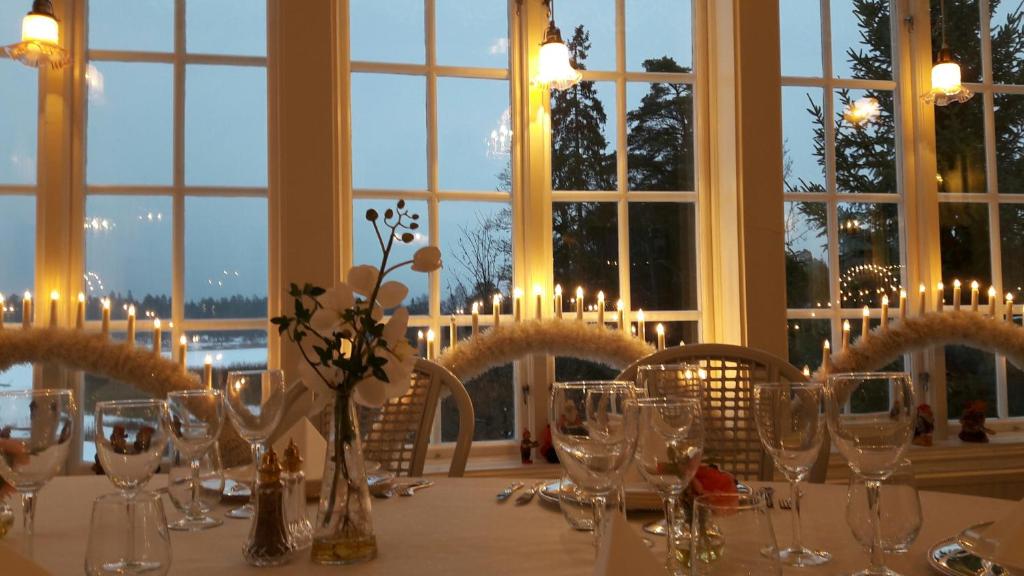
22 12 58 44
3 1 69 69
536 24 581 91
923 48 972 106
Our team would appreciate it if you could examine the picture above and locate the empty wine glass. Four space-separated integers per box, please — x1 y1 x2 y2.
86 491 171 576
0 389 76 549
847 458 922 554
631 397 703 576
166 389 224 531
826 372 915 576
223 370 286 519
691 493 781 576
95 399 169 495
550 381 639 550
753 382 830 566
167 443 224 515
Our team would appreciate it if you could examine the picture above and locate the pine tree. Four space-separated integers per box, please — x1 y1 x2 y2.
626 56 695 192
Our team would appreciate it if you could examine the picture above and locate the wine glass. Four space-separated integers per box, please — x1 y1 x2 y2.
0 389 76 549
630 397 702 576
549 381 638 550
223 369 286 519
825 372 915 576
691 493 781 576
166 389 224 531
167 444 224 516
95 399 169 495
752 382 830 566
86 491 171 576
847 458 922 554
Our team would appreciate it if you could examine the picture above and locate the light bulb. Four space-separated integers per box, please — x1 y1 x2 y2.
536 23 581 91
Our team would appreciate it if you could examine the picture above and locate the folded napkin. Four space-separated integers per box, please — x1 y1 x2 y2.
0 543 51 575
982 496 1024 569
271 416 327 483
593 513 667 576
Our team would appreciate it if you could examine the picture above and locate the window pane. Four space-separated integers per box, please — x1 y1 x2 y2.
780 0 822 77
831 0 891 80
89 0 173 53
0 60 38 185
783 87 826 192
838 202 901 309
0 364 32 391
442 364 514 442
187 330 269 389
627 82 694 191
552 81 616 191
995 94 1024 193
352 199 429 314
351 74 426 190
185 65 267 187
629 203 696 310
656 321 699 348
945 345 997 419
87 62 173 185
0 3 26 44
185 197 268 319
787 319 830 373
931 0 982 83
0 197 34 320
84 196 172 319
557 0 616 72
991 0 1024 84
553 202 619 303
939 203 992 288
1001 205 1024 295
187 0 266 56
625 0 692 72
936 97 987 193
834 89 897 193
437 78 510 191
350 0 423 64
439 202 512 315
436 0 508 68
1008 361 1024 417
785 202 830 309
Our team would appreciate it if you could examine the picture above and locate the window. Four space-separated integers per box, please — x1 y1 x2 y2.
781 0 905 374
81 0 270 462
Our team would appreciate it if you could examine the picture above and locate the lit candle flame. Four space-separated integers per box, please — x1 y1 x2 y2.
49 290 59 301
616 299 624 311
555 284 562 296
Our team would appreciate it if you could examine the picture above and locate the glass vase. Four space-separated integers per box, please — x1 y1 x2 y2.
310 393 378 565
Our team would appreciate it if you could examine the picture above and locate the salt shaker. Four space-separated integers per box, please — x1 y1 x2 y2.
243 448 293 566
283 439 313 550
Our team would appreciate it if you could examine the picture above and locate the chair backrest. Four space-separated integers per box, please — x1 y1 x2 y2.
359 359 474 478
617 343 829 483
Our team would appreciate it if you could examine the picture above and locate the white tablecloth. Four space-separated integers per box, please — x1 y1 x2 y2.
0 475 1011 575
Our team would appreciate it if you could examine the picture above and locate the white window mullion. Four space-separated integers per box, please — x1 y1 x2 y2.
171 0 187 349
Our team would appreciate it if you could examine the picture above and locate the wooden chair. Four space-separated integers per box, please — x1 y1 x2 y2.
617 343 830 483
359 359 475 478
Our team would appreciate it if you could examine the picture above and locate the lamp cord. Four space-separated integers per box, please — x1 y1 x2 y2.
939 0 948 49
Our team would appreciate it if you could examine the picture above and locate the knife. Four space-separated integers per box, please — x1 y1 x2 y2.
496 481 525 501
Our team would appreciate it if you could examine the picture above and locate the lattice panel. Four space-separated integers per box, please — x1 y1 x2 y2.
359 369 433 477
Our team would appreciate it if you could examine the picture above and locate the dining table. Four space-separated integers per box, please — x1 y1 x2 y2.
0 474 1012 575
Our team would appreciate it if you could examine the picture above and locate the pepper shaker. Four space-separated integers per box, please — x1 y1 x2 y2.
243 447 293 566
283 439 313 550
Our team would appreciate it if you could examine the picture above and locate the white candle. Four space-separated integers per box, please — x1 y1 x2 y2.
861 306 870 339
918 284 926 316
471 302 479 337
616 300 626 332
656 323 665 351
449 315 457 349
597 291 605 326
935 282 944 312
953 279 962 311
417 330 425 357
203 354 213 388
534 286 543 320
988 286 997 317
1006 293 1014 323
513 287 523 322
575 287 584 321
75 293 85 329
153 318 162 355
49 290 59 328
426 329 436 360
842 320 851 351
899 289 907 321
822 339 831 373
22 291 31 329
126 305 136 346
554 284 563 319
971 281 980 312
637 309 646 342
881 295 889 330
803 365 811 378
492 294 501 327
178 335 187 371
101 298 111 337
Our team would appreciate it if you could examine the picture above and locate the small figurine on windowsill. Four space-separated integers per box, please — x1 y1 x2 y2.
959 400 995 443
913 403 935 446
520 429 539 464
538 424 559 464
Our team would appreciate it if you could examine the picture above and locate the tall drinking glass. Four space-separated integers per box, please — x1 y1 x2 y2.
223 370 286 519
167 389 225 531
752 382 830 566
631 398 703 576
550 381 638 549
691 493 781 576
0 389 76 551
825 372 915 576
86 492 171 576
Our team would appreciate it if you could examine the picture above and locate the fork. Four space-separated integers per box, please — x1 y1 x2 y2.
761 486 775 509
398 480 434 497
496 481 525 501
779 497 793 510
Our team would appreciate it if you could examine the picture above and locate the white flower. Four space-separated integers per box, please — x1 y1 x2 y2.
347 265 379 297
309 284 355 334
377 281 408 308
412 246 442 272
352 308 416 407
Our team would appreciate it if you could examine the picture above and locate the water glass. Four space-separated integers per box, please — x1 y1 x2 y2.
691 493 781 576
550 381 639 549
632 397 703 576
167 389 225 531
224 370 286 520
85 491 171 576
826 372 915 576
167 444 225 515
95 399 169 495
753 382 830 567
0 389 77 546
847 459 922 553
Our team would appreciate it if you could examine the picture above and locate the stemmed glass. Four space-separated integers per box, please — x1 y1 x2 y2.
630 397 703 575
753 382 830 566
549 381 639 550
94 399 170 572
167 389 225 531
0 389 76 551
223 370 286 519
825 372 915 576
